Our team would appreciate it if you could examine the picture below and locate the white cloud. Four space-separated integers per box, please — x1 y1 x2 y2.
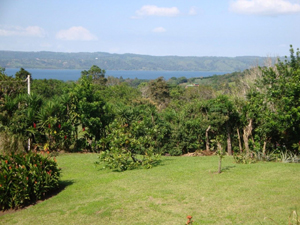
56 26 97 41
152 27 166 33
229 0 300 15
189 7 197 15
0 26 46 37
136 5 180 17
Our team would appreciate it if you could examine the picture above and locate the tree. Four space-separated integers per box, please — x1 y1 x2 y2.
0 67 26 100
73 74 112 151
177 76 188 84
248 45 300 154
0 93 44 152
81 65 107 86
184 84 216 102
205 95 237 155
101 83 142 105
148 77 170 110
15 68 31 80
0 68 33 152
31 79 70 99
106 76 121 86
98 103 161 171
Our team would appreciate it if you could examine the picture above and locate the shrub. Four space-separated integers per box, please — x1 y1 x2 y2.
281 151 300 163
97 119 160 171
167 146 183 156
0 152 61 210
233 152 257 164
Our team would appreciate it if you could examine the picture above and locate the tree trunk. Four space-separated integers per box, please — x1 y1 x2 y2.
262 140 267 156
226 123 232 155
243 130 249 156
217 141 222 174
206 125 211 151
217 141 222 152
251 135 255 149
243 119 253 156
237 128 243 153
218 157 222 174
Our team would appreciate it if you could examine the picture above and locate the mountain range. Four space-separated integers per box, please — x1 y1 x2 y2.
0 50 280 72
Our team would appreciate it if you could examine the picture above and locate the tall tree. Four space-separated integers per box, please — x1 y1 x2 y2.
205 95 237 155
148 77 170 110
81 65 107 86
0 67 26 99
15 68 31 80
248 45 300 153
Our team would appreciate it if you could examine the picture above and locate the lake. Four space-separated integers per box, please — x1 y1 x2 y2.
4 68 230 81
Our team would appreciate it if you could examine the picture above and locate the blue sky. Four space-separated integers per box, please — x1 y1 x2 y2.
0 0 299 57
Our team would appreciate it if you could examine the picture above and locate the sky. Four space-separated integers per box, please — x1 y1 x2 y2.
0 0 300 57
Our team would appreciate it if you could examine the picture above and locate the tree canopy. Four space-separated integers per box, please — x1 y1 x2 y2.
1 47 300 168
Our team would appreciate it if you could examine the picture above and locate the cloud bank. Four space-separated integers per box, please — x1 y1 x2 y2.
0 26 46 37
136 5 180 17
230 0 300 15
56 26 97 41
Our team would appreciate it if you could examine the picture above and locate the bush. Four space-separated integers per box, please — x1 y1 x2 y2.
0 152 61 210
233 152 257 164
281 151 300 163
97 119 160 171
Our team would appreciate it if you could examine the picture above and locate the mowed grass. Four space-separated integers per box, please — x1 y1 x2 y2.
1 154 300 225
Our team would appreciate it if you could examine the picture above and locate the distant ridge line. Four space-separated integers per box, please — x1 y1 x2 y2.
0 50 281 72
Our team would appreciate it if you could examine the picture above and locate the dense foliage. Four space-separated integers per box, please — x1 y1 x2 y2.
98 118 160 171
0 46 299 169
0 152 61 209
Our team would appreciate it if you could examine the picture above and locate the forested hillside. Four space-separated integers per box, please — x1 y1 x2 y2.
0 50 277 71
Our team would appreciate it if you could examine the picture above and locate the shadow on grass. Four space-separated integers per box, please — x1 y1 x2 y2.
0 180 75 216
221 165 236 172
155 157 175 166
57 179 74 193
31 179 75 204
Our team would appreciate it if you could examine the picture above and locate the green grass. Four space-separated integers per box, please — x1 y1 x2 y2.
1 154 300 224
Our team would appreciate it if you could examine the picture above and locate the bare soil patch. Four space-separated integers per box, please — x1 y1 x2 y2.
182 150 216 157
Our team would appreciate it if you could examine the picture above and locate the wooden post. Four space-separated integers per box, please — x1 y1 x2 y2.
27 75 31 151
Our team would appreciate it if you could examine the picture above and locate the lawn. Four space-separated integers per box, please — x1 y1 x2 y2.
0 153 300 224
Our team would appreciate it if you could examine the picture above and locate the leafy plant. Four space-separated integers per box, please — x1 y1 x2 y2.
233 152 257 164
0 152 61 209
97 119 160 171
281 151 300 163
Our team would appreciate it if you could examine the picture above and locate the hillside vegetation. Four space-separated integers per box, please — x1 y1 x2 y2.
0 46 299 163
0 50 277 71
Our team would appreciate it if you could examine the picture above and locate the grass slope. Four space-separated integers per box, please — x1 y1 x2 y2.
1 154 299 224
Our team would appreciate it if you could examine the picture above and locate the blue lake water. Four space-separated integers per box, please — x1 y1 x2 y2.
4 68 230 81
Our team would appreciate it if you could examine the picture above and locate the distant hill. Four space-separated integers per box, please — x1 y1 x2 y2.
0 50 280 72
